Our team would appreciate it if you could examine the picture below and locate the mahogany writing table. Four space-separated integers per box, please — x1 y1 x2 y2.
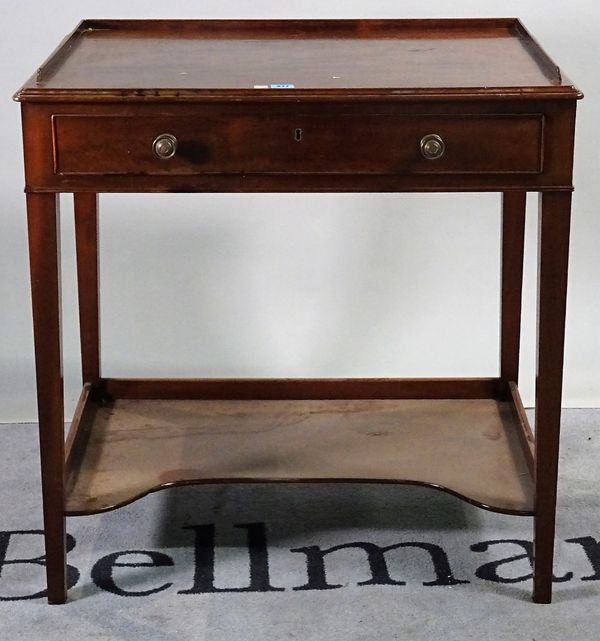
14 18 582 604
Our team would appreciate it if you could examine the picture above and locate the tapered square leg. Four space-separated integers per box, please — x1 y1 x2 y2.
74 193 100 385
500 191 526 396
533 191 572 604
26 193 67 604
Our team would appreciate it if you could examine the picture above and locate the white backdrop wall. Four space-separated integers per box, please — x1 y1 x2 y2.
0 1 598 422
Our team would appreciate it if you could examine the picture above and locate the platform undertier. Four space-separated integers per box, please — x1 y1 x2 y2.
65 393 534 515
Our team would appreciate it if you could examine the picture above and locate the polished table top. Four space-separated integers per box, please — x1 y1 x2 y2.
14 18 581 102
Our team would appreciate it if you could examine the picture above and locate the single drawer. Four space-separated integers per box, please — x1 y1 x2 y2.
52 112 544 176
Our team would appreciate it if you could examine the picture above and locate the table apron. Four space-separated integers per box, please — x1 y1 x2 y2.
21 100 577 193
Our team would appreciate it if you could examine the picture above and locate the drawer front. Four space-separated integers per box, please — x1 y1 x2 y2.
52 112 543 176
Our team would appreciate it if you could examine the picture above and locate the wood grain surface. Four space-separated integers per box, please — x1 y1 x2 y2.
65 397 534 516
14 19 581 102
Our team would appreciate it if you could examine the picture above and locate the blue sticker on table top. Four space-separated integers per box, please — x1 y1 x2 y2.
253 83 296 89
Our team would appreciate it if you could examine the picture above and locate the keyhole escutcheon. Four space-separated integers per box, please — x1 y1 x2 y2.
294 128 303 142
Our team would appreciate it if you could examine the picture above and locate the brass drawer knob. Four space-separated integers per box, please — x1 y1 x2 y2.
153 133 178 159
420 134 445 160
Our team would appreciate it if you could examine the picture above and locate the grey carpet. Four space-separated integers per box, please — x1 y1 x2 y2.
0 409 599 640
